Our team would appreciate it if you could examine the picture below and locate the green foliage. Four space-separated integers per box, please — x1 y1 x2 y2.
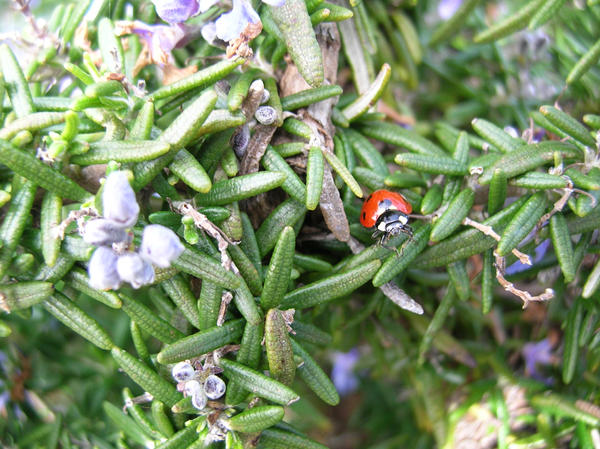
2 0 600 448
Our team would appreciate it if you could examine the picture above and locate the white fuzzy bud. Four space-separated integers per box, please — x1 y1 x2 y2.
139 224 185 268
184 380 207 410
88 247 121 290
172 361 195 382
261 88 270 104
231 124 250 158
83 218 128 247
116 253 155 289
254 106 277 125
204 374 226 399
103 171 140 228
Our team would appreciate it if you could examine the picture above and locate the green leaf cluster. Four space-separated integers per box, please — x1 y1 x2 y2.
2 1 600 448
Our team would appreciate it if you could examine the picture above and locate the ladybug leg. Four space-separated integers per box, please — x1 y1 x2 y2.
404 227 415 245
371 229 382 241
379 232 403 256
385 242 402 256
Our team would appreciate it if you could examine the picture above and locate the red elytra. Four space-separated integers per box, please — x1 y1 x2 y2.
360 189 412 228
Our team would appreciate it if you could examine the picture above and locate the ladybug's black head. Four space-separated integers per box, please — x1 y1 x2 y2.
374 210 412 245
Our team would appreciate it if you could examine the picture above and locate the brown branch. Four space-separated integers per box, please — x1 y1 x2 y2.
170 200 241 326
54 208 99 240
494 252 554 308
462 217 531 265
240 124 276 175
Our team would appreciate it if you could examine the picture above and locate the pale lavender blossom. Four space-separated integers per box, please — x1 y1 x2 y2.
0 391 9 415
217 0 259 42
86 171 183 291
139 224 185 268
103 171 139 228
83 218 128 247
522 338 554 384
88 247 121 290
438 0 463 20
200 0 284 43
131 22 186 65
331 348 360 396
504 126 520 139
152 0 199 24
114 20 188 68
116 253 155 289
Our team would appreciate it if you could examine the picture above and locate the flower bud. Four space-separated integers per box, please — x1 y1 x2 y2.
103 171 140 228
83 218 129 247
204 374 226 399
184 380 207 410
184 379 202 397
438 0 463 20
172 361 195 382
191 388 207 410
152 0 199 24
116 253 155 289
261 0 285 5
255 106 277 125
231 124 250 158
139 224 185 268
88 247 121 290
261 88 271 104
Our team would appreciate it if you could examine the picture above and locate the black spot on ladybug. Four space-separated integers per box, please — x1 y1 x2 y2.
362 212 366 219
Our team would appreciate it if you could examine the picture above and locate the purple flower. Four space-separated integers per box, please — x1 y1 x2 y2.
116 21 186 68
83 218 128 247
86 170 184 291
116 253 155 289
103 171 139 228
200 0 284 44
0 391 10 416
139 224 185 268
522 338 554 384
88 247 121 290
216 0 259 42
438 0 463 20
152 0 199 24
331 348 360 396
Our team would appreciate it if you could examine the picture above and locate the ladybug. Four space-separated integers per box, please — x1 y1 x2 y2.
360 189 413 245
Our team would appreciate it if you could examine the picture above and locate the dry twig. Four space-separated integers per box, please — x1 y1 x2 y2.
170 200 241 325
462 217 531 264
54 208 99 240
